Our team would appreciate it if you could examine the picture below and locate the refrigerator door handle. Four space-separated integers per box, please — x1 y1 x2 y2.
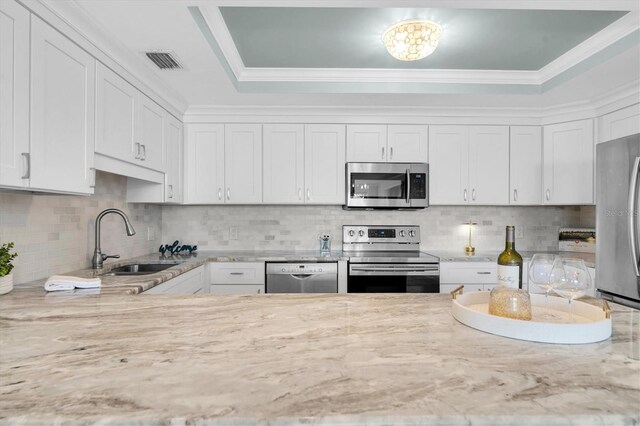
629 156 640 277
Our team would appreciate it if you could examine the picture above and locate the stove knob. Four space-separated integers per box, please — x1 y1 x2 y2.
399 230 406 237
348 230 355 237
409 230 416 237
319 268 323 272
358 230 365 237
282 268 286 272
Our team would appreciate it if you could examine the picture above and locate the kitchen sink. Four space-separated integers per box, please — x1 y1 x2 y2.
101 262 180 276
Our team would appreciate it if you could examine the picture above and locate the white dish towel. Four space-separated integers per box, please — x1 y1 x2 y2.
44 275 101 292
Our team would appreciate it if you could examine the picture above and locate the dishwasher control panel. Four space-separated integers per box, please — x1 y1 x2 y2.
266 263 338 275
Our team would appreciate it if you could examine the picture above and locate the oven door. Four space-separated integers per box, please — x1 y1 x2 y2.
346 163 411 208
347 263 440 293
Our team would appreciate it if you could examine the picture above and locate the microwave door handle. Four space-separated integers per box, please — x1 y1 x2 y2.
406 169 411 204
629 156 640 277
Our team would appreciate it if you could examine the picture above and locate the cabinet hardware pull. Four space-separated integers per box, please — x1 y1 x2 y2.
141 144 146 161
472 189 476 201
89 167 96 188
218 188 222 200
477 272 491 275
168 185 173 199
307 189 311 200
135 143 141 159
298 188 302 200
21 153 30 179
546 189 551 201
463 189 468 202
514 189 518 201
390 146 394 159
230 272 244 275
381 146 385 160
227 188 230 200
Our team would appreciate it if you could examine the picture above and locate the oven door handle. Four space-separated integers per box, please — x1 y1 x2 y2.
350 266 438 276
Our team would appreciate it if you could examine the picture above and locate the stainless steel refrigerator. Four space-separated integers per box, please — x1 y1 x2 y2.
596 134 640 309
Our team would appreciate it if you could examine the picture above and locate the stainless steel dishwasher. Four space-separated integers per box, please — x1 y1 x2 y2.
265 263 338 293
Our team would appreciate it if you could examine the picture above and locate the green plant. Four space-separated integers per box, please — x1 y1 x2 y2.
0 242 18 277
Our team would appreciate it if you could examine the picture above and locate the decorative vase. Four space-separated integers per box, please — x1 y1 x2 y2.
0 274 13 295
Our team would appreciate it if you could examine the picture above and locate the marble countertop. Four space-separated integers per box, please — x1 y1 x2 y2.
431 250 596 267
0 289 637 424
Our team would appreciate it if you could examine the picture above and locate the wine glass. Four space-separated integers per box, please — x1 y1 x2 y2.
528 254 557 308
549 258 592 321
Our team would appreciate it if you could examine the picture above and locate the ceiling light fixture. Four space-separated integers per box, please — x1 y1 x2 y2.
382 19 442 61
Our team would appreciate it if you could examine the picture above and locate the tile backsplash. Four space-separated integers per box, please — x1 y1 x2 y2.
0 172 161 284
162 204 593 254
1 170 596 285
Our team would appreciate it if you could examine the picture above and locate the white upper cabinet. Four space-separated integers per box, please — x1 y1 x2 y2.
0 0 30 189
387 125 428 163
95 63 137 164
468 126 509 205
165 114 183 203
543 119 594 205
429 125 509 205
95 63 166 175
599 104 640 143
30 15 95 194
305 124 346 204
263 124 305 203
346 125 387 162
428 126 470 204
184 124 225 204
347 124 428 163
510 126 542 205
224 124 263 204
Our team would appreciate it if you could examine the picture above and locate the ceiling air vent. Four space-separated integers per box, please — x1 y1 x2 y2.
144 51 182 70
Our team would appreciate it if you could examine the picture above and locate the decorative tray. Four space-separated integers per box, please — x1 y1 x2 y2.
450 286 611 344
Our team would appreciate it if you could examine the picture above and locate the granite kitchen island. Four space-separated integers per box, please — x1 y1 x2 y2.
0 289 638 425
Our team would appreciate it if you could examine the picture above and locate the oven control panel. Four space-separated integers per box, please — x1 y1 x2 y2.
343 225 420 245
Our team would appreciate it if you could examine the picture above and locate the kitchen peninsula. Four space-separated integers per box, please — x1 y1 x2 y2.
1 287 638 424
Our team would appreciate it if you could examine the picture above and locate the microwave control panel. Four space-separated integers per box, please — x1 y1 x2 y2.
409 173 427 199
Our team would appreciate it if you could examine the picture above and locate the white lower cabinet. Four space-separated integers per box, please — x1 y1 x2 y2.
439 262 498 293
142 265 206 295
209 262 265 294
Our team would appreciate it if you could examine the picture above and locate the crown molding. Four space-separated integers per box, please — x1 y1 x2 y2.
184 80 640 125
538 12 640 83
197 5 245 82
195 0 639 12
20 0 188 117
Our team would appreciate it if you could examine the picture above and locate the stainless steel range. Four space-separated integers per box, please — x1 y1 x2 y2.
343 225 440 293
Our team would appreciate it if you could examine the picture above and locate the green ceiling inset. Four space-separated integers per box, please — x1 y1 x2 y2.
219 7 627 70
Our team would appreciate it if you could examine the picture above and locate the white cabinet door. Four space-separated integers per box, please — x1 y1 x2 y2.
543 119 594 205
428 126 469 205
346 124 387 162
184 124 225 204
142 266 206 295
224 124 262 204
305 124 346 204
165 114 183 203
95 63 137 164
263 124 304 203
468 126 509 205
599 104 640 143
387 125 428 163
138 95 165 172
510 126 542 205
0 0 30 189
30 16 95 194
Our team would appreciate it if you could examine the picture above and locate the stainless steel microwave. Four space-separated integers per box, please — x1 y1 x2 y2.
345 163 429 209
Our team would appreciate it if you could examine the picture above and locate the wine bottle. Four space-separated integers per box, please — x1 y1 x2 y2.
497 225 523 289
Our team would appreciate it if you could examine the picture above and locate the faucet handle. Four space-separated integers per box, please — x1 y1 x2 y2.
102 254 120 261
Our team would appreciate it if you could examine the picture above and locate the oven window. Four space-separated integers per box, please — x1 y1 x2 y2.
348 274 439 293
350 173 405 199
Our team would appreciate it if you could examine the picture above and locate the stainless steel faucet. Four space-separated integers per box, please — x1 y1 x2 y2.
92 208 136 269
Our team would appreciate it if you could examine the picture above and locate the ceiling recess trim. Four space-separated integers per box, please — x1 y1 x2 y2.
193 5 640 94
